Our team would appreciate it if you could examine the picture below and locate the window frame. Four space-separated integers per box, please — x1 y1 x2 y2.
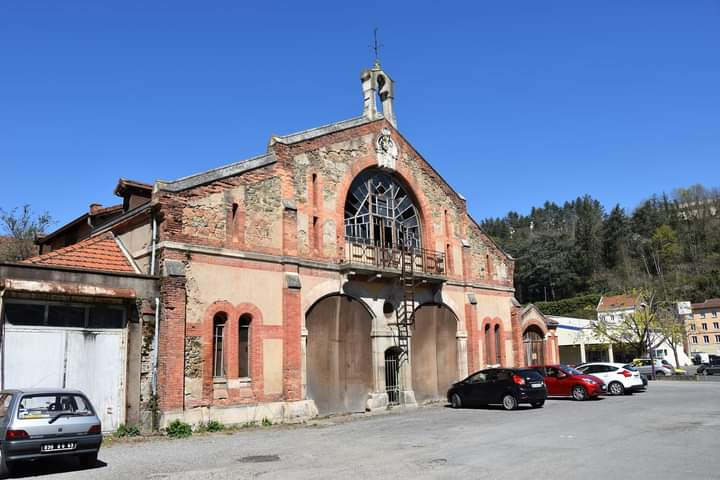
212 313 228 379
238 314 252 380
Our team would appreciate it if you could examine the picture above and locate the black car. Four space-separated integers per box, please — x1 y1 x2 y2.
697 356 720 375
447 368 547 410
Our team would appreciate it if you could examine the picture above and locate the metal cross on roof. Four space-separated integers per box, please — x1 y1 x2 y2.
371 27 383 67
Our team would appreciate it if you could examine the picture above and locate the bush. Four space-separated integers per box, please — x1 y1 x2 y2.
166 419 192 438
114 424 141 438
206 420 224 432
261 417 273 427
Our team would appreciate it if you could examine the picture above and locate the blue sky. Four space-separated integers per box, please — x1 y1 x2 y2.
2 1 719 229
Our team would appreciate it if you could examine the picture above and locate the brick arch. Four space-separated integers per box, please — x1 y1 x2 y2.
201 301 237 402
521 318 549 338
479 317 507 367
227 303 263 382
334 155 435 251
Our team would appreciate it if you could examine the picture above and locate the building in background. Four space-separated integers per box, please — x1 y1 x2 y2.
686 299 720 356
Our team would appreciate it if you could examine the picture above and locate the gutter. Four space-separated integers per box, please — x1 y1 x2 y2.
0 287 5 389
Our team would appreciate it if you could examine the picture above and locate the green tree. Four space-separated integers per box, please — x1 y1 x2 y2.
0 205 52 261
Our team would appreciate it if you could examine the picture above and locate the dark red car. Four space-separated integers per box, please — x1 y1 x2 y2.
531 364 606 400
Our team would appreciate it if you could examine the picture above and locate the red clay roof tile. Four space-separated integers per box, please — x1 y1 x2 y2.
597 294 639 312
22 233 136 274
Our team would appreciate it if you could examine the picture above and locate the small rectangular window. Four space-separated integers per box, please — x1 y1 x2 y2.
713 311 718 318
703 335 710 344
4 303 46 326
715 335 720 343
87 306 125 329
690 324 696 331
47 306 86 328
702 323 708 330
713 322 719 330
692 336 698 344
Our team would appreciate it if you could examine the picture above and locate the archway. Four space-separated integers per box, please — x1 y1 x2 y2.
411 304 459 402
523 326 546 366
306 295 373 415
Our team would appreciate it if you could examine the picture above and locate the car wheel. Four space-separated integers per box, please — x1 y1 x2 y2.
608 381 625 396
656 371 666 377
501 394 518 411
530 400 545 408
450 393 463 409
571 385 587 401
79 452 98 467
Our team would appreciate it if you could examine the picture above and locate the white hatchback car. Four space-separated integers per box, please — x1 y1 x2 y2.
576 362 644 396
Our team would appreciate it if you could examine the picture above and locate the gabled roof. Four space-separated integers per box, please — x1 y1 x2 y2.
692 298 720 310
23 232 138 274
155 116 379 193
522 303 559 327
597 294 638 312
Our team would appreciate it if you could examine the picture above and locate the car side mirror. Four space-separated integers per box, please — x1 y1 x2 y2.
557 372 567 379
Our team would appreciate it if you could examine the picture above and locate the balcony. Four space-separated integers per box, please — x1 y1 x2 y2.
340 238 446 281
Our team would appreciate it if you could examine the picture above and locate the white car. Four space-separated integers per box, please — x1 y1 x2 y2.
576 362 644 396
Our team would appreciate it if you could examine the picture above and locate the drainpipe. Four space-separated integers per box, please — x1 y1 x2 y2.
0 287 5 390
151 297 160 396
150 213 158 276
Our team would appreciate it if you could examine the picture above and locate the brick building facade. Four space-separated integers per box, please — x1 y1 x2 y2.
1 63 559 428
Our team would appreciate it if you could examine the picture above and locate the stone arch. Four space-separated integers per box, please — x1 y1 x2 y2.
411 303 459 402
305 294 374 415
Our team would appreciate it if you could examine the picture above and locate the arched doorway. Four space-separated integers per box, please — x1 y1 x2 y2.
306 295 373 415
411 304 458 402
523 327 546 366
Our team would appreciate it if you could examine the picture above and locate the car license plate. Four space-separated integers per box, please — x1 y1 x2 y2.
531 383 543 388
41 442 77 453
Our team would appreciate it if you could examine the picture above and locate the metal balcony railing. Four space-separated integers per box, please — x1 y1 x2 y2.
342 238 446 276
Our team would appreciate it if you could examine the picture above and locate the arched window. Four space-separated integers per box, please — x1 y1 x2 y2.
344 170 421 249
239 314 252 378
484 324 492 365
213 313 227 378
494 324 502 365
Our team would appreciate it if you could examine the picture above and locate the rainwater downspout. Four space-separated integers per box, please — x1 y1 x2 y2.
149 213 160 397
0 288 5 390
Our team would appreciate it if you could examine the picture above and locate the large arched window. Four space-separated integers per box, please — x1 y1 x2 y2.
344 170 421 249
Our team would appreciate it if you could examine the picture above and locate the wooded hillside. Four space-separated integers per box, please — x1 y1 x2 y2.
481 185 720 305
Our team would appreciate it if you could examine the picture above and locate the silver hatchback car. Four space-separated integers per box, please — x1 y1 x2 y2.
0 389 102 477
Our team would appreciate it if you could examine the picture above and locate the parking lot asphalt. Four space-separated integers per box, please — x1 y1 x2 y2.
10 381 720 480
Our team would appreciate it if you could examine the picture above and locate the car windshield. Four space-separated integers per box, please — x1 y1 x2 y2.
0 394 11 418
560 365 583 376
518 369 544 381
17 394 93 420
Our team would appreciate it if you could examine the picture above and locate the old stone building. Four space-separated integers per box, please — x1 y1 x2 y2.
1 63 559 428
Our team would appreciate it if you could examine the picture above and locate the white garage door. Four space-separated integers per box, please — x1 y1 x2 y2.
2 325 126 432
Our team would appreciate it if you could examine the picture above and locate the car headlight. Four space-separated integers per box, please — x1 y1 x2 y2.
581 378 596 385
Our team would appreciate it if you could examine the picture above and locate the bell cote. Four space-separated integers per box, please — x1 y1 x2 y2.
361 64 396 128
